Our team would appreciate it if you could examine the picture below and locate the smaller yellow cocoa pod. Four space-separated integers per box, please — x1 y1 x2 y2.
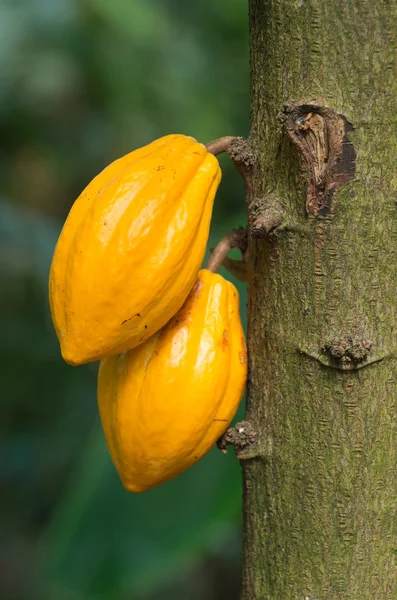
49 134 221 365
98 269 247 493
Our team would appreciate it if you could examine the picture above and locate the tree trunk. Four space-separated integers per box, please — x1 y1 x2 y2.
243 1 397 598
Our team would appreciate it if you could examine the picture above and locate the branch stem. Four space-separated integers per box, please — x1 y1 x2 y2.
206 228 247 273
205 136 237 156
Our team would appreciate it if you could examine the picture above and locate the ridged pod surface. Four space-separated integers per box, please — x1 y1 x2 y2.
49 134 221 365
98 269 247 493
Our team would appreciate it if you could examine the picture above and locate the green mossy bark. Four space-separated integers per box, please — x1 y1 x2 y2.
243 1 397 598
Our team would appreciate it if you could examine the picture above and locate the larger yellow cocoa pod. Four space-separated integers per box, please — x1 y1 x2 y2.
98 269 247 493
49 134 221 365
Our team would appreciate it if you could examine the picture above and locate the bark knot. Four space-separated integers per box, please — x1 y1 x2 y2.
226 137 254 168
322 337 372 366
226 137 255 206
217 421 257 459
281 103 356 216
250 197 285 237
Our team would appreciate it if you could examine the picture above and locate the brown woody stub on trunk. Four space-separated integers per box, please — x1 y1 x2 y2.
250 197 286 237
322 336 372 366
282 103 356 216
226 137 255 206
217 420 257 458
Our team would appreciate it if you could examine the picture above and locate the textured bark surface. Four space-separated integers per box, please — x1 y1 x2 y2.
243 1 397 598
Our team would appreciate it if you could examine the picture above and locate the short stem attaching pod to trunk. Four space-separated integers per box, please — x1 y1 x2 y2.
205 136 238 156
206 227 247 274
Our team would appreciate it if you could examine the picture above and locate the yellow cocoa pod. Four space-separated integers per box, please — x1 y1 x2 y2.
49 134 221 365
98 269 247 493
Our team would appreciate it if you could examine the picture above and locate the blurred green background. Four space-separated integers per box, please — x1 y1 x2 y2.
0 1 249 598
